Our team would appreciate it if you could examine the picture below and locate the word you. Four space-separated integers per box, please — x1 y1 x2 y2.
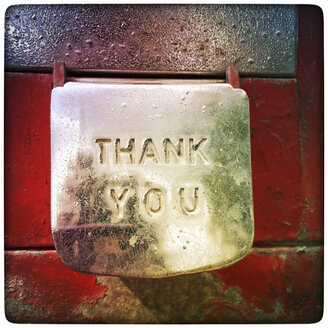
109 187 201 221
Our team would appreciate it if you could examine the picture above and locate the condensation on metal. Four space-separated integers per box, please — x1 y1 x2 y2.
5 4 297 75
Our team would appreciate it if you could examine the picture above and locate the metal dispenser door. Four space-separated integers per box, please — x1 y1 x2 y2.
51 67 253 277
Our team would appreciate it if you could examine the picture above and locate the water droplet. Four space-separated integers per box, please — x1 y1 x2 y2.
183 246 186 249
65 53 69 57
201 105 206 110
267 56 272 61
131 31 136 36
38 35 43 40
276 30 281 36
121 21 128 29
119 44 126 48
32 14 36 20
75 49 82 54
85 39 93 46
121 102 127 108
262 32 267 38
67 43 72 50
181 96 185 101
152 104 158 109
248 58 254 64
232 23 237 28
219 102 223 106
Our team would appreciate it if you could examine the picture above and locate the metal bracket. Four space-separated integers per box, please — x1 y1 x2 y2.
226 66 240 89
53 62 66 88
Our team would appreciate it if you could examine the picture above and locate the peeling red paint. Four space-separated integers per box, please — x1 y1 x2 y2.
211 248 323 323
5 251 107 323
213 251 284 314
201 299 251 323
5 248 323 323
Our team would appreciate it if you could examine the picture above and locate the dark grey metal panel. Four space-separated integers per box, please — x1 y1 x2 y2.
5 4 297 75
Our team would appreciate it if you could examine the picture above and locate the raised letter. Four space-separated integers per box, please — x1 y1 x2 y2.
139 138 161 164
163 138 184 164
110 188 129 221
179 187 199 215
144 188 165 216
95 139 111 164
115 138 135 164
188 138 209 164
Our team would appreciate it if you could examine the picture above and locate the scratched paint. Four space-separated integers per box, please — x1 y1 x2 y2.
5 251 107 323
5 248 323 323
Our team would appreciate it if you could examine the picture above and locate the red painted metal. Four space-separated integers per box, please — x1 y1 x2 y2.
226 66 240 89
4 73 53 248
296 6 324 241
241 78 305 242
5 248 323 323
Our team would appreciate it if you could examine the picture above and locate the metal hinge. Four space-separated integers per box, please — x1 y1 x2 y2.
52 62 240 88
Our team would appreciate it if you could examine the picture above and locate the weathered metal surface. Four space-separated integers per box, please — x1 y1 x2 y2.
5 73 323 248
5 248 323 323
296 6 324 241
51 82 253 277
242 78 305 242
5 251 107 323
5 4 297 75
